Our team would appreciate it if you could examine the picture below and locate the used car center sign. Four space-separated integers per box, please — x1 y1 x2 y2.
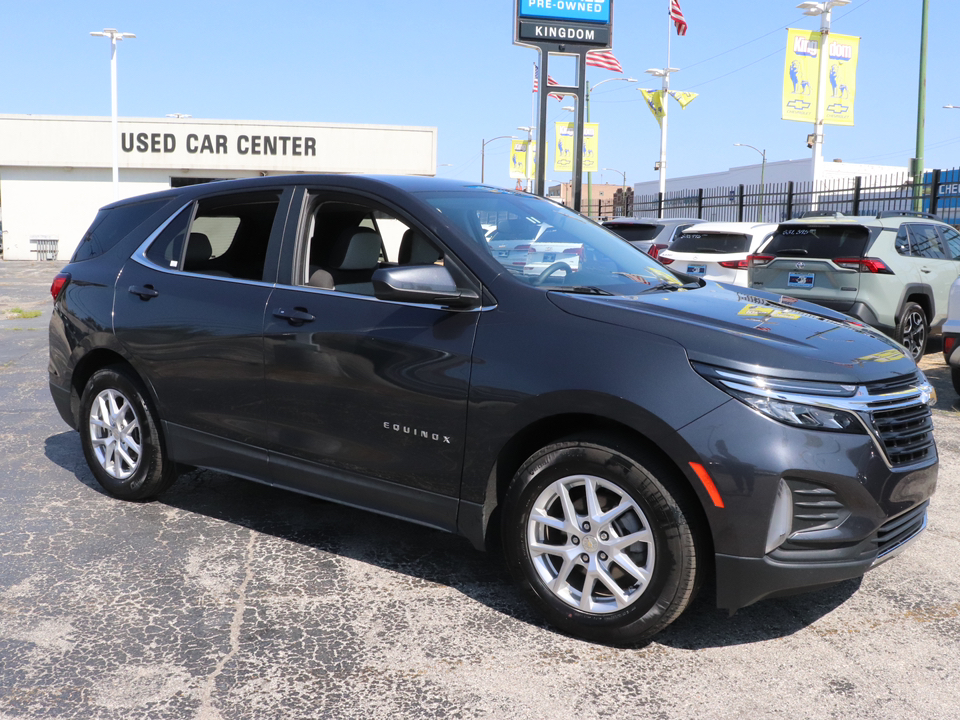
517 0 611 46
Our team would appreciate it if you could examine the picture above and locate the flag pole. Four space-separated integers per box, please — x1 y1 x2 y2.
657 0 671 216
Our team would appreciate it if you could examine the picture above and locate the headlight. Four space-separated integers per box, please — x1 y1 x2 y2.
693 362 866 434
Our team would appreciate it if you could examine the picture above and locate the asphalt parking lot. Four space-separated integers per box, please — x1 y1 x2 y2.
1 259 958 720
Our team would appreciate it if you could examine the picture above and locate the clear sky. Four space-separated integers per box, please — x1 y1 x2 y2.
1 0 957 193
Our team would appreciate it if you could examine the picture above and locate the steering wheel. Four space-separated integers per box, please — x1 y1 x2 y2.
532 261 572 286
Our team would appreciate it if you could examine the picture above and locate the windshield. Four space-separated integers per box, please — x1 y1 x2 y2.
671 232 751 254
420 189 685 293
603 223 663 242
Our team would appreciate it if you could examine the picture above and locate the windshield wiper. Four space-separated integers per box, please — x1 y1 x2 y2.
548 286 615 296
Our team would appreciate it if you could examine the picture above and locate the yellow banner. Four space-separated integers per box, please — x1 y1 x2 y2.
640 89 665 127
553 122 599 172
510 140 535 179
668 90 698 109
782 28 859 126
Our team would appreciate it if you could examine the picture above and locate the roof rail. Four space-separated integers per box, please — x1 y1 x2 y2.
876 210 940 220
800 210 845 218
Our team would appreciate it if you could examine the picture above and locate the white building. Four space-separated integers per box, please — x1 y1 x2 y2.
0 114 437 261
632 157 909 200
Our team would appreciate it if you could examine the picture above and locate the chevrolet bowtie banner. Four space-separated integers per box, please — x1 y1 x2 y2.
782 28 860 127
554 122 599 172
510 140 536 179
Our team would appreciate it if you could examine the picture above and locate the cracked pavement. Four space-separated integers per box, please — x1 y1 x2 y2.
1 260 958 719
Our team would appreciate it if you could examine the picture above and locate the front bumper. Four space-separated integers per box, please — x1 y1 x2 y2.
678 397 937 612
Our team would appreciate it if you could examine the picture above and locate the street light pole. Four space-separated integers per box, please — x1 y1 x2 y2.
734 143 767 222
481 135 518 184
90 28 136 201
645 67 679 217
796 1 849 186
585 76 637 217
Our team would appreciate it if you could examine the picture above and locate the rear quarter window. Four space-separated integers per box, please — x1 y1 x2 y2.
764 225 870 259
72 198 171 262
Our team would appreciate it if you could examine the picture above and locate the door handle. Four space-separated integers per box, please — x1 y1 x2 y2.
128 284 159 300
273 307 315 325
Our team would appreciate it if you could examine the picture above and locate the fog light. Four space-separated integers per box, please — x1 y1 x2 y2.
765 480 793 553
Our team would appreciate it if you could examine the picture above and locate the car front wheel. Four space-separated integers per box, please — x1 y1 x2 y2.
502 439 701 645
79 366 178 501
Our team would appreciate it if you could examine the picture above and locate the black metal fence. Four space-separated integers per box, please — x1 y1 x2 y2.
589 168 960 226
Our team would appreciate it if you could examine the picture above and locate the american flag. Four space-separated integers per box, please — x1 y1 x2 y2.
670 0 688 36
533 64 564 100
585 49 623 73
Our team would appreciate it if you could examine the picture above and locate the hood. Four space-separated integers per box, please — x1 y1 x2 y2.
547 281 918 384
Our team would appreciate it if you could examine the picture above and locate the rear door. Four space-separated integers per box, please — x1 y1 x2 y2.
748 224 871 310
115 187 292 476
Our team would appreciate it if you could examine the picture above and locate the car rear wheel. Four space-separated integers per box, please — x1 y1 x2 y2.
502 439 700 645
79 366 178 501
896 302 928 360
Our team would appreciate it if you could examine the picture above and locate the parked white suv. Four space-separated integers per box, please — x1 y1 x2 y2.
658 222 778 286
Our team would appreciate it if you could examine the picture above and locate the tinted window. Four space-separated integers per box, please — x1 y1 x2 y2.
894 226 910 256
764 225 870 259
181 191 281 280
907 224 946 259
937 225 960 260
73 199 169 262
603 223 664 243
670 232 751 254
144 204 193 269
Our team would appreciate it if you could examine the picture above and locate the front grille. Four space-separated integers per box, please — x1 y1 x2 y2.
870 402 935 466
876 501 929 558
865 372 920 397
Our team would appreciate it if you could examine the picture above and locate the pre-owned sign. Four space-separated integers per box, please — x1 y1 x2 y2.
519 0 610 24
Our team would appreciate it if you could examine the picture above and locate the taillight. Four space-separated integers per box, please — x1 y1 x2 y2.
944 335 958 360
718 259 748 269
834 257 894 274
514 245 531 254
562 247 583 258
51 272 71 302
748 254 774 267
659 256 675 265
648 243 668 259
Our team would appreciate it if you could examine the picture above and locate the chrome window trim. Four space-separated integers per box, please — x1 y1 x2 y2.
275 282 495 313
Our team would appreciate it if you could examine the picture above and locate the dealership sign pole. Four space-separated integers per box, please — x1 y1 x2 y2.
514 0 614 212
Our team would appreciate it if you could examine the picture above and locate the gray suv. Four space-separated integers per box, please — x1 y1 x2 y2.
748 212 960 359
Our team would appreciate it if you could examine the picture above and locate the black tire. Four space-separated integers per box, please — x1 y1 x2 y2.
951 367 960 397
79 366 178 501
896 302 928 361
502 439 700 645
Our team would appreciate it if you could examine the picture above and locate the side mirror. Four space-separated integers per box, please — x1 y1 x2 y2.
372 265 480 309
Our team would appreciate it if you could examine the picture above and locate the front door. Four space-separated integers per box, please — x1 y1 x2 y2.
262 192 481 529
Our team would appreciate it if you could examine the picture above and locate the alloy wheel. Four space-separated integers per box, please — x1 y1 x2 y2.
526 474 656 614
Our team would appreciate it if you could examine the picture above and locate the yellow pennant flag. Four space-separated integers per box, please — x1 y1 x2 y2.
640 89 665 127
668 90 698 109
